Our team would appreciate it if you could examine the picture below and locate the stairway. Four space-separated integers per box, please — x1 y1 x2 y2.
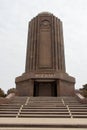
0 96 87 129
0 96 87 118
19 97 70 118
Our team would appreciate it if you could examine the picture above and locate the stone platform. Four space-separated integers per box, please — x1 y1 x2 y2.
0 118 87 129
0 96 87 129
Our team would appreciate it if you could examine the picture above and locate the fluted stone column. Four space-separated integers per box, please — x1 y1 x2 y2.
25 13 66 73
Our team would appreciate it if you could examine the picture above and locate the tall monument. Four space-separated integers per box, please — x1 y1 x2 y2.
15 12 75 96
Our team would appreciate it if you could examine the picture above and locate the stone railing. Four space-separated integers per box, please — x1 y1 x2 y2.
75 93 87 104
0 93 15 104
6 93 15 99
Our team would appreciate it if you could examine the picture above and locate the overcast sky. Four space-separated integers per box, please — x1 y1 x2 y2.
0 0 87 93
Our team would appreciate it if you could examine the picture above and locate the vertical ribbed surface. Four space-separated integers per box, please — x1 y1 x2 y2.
25 13 66 73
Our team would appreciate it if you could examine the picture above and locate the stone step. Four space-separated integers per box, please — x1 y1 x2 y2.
28 104 64 106
68 105 87 107
19 114 70 118
71 112 87 115
0 128 86 130
28 101 63 103
64 102 81 104
0 104 21 106
28 102 63 104
0 106 21 109
0 114 17 117
70 109 87 112
0 111 18 114
21 109 68 112
29 97 62 101
20 112 69 114
0 105 20 109
29 100 62 102
0 118 87 129
73 115 87 118
23 106 66 108
10 97 28 104
0 104 21 105
0 96 87 119
0 108 19 112
28 102 64 104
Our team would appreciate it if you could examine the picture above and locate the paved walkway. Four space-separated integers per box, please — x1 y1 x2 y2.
0 118 87 128
0 128 86 130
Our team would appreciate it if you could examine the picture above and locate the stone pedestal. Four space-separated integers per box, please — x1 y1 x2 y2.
16 72 75 96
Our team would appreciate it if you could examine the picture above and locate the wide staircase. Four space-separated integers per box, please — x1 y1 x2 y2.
0 96 87 129
0 96 87 118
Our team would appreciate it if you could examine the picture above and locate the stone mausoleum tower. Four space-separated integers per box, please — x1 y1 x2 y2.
15 12 75 96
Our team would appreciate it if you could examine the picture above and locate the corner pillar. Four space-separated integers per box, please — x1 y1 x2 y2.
16 79 34 96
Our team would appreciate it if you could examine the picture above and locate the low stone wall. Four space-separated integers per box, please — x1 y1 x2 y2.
76 93 87 104
6 93 15 99
0 93 15 104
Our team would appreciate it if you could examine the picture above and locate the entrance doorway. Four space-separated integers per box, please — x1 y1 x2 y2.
34 81 57 96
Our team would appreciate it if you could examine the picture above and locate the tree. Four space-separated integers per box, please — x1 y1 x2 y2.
80 84 87 97
83 84 87 90
7 88 16 95
0 88 5 97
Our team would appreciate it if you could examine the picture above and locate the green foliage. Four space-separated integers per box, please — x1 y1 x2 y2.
0 88 5 97
83 84 87 90
7 88 16 95
83 90 87 97
80 84 87 97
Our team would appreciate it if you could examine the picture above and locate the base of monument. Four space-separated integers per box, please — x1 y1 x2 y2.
15 72 75 96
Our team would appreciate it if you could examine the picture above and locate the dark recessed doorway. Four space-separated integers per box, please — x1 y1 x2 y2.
34 81 57 96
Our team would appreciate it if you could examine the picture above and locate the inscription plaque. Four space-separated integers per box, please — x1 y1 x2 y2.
35 74 55 78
